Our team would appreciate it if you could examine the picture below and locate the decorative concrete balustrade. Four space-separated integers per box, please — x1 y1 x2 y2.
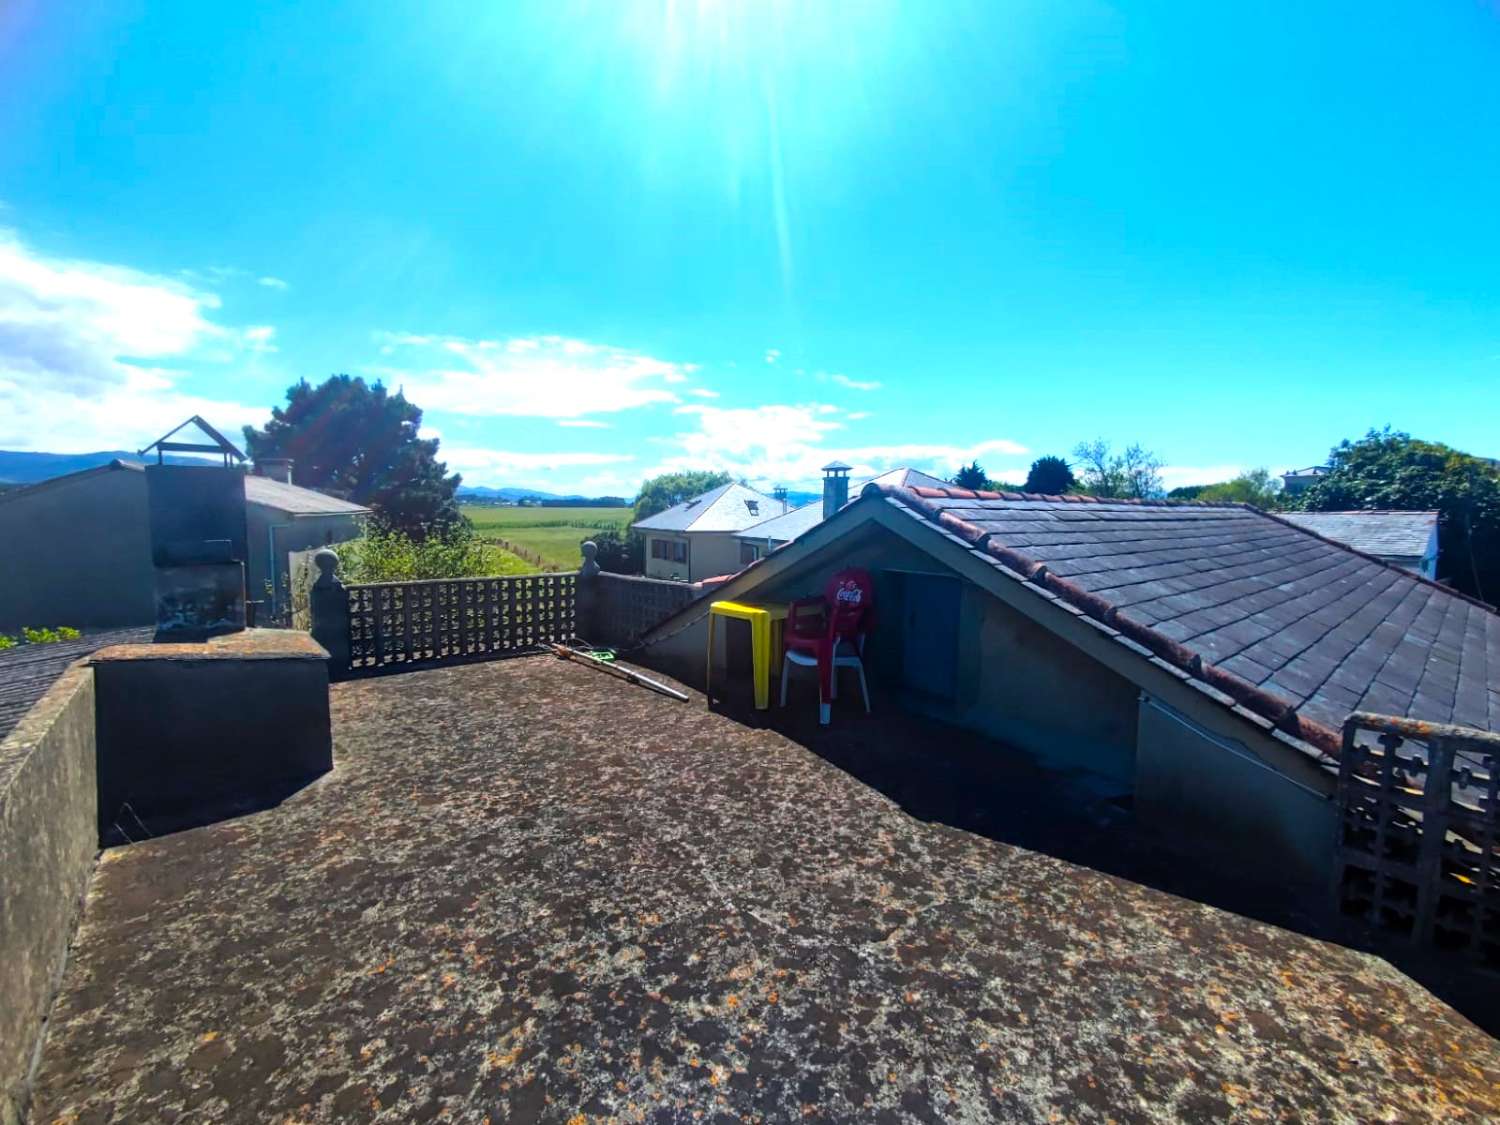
309 543 714 676
1335 712 1500 964
310 548 577 674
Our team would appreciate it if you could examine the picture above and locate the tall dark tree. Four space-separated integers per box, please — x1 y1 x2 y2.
1297 428 1500 601
1024 455 1076 495
952 461 990 490
244 375 462 538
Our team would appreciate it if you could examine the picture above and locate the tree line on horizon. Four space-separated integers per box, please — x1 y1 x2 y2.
243 375 1499 601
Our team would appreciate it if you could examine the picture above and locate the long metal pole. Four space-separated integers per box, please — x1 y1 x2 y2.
547 643 690 702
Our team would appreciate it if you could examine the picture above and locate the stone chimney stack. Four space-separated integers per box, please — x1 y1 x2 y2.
255 458 294 484
772 486 789 513
821 462 852 521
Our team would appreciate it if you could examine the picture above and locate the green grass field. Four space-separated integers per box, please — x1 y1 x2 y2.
462 505 632 571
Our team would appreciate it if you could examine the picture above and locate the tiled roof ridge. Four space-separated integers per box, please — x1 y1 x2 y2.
864 482 1344 756
905 484 1250 509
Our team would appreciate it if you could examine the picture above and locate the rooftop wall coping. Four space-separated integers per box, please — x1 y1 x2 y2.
90 629 328 664
0 660 94 803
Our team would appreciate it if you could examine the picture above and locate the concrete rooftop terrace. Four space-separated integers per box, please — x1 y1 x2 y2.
29 656 1500 1123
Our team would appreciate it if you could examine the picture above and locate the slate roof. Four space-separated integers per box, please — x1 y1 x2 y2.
631 482 781 533
865 485 1500 753
0 627 153 741
1279 510 1437 562
733 500 823 544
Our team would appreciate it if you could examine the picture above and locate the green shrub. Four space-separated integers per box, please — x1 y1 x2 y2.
2 626 82 648
336 523 493 583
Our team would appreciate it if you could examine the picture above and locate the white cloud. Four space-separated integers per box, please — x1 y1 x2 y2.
829 373 881 392
558 419 610 429
764 348 781 365
242 325 277 354
373 333 695 419
0 229 269 450
686 387 719 398
846 411 872 421
643 402 1028 490
576 468 637 495
257 276 289 290
440 445 634 487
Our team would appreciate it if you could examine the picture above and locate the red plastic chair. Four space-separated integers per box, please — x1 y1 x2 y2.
780 568 874 724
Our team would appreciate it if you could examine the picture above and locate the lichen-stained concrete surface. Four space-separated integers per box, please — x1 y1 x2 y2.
30 657 1500 1123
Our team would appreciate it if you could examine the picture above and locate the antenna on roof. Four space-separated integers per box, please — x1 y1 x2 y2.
138 416 247 468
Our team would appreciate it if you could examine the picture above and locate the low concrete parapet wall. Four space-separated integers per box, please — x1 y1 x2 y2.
0 662 96 1125
586 572 705 650
92 629 333 841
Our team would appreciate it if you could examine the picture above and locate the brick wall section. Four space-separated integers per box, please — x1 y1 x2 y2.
0 662 96 1125
585 573 703 649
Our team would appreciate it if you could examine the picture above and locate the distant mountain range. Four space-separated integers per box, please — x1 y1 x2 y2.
457 485 584 501
0 449 207 483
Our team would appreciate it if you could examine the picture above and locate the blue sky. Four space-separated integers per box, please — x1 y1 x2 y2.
2 1 1498 495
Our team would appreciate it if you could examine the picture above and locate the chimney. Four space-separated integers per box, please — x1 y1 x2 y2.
772 485 788 513
255 457 294 484
821 461 852 520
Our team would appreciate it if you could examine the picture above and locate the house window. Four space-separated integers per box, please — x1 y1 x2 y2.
740 541 761 565
652 538 687 564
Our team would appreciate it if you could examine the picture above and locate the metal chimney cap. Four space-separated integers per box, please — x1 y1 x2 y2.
821 461 853 474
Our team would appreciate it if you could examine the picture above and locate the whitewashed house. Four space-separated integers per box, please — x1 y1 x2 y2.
631 482 783 582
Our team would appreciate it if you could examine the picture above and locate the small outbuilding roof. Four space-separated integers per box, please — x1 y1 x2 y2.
0 627 153 742
1278 510 1437 562
631 481 780 533
242 473 370 517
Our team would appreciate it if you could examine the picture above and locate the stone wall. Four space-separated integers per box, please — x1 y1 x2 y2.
0 662 96 1125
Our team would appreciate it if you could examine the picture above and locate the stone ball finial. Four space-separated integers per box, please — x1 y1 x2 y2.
313 547 340 585
580 540 601 577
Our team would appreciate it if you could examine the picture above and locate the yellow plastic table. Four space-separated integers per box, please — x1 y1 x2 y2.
706 600 788 710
